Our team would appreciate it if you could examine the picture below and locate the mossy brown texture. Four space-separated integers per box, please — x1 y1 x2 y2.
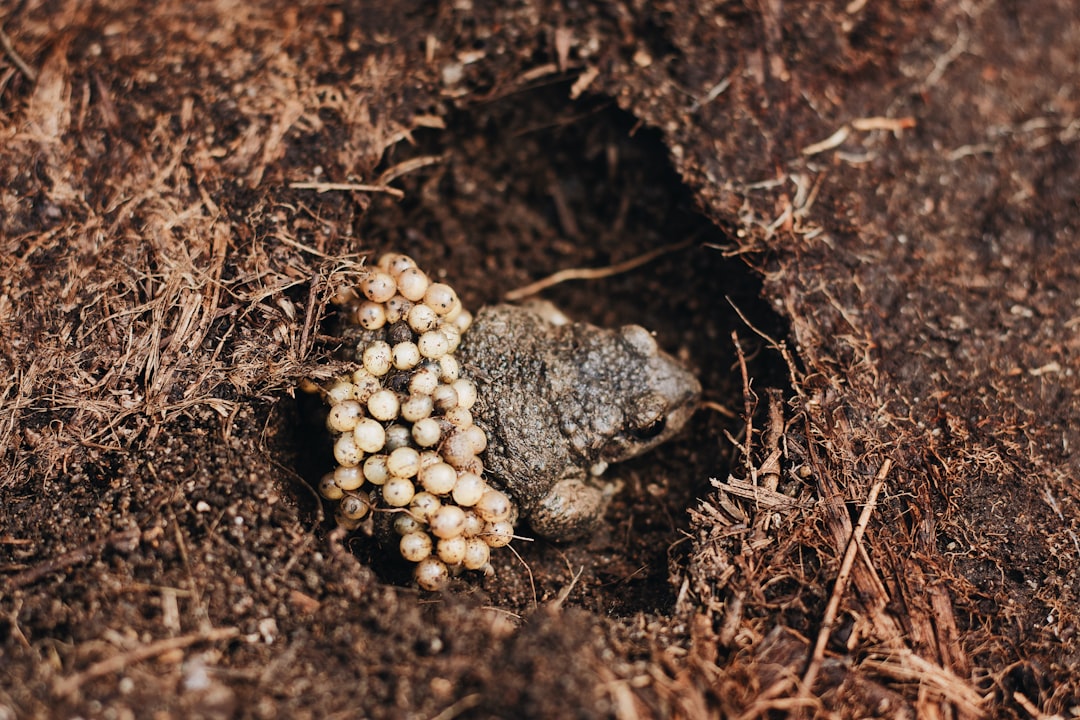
2 1 1079 718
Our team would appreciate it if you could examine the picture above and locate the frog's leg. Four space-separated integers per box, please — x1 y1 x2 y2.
528 475 617 541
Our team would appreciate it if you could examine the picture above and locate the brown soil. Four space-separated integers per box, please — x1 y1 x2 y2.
2 1 1078 718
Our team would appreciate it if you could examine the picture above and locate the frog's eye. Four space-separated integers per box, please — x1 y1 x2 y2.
628 392 669 440
630 414 667 440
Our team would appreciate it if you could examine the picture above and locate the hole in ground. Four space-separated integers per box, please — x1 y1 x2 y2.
307 83 791 615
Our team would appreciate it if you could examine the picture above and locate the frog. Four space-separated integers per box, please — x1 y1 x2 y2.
456 302 701 540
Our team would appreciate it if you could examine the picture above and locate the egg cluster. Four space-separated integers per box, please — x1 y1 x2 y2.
318 253 515 591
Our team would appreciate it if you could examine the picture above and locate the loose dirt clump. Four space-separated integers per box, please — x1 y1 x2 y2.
3 1 1080 718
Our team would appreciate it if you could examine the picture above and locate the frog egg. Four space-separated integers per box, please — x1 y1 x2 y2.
441 324 462 354
340 494 370 520
326 380 355 405
298 378 323 395
412 417 442 447
451 472 485 507
424 283 458 314
401 394 434 422
318 473 344 500
452 308 473 333
461 455 484 476
333 434 363 467
384 424 413 452
359 270 397 303
387 446 421 478
362 341 393 376
418 330 449 359
464 425 488 454
355 301 387 330
351 370 382 402
352 418 386 454
429 505 467 539
391 341 421 370
326 400 363 433
419 450 443 470
463 537 491 570
483 520 514 548
432 384 458 412
379 252 418 278
419 462 457 495
400 531 433 562
332 286 359 305
440 429 474 468
395 513 423 535
437 355 460 383
444 407 472 429
333 464 364 491
415 557 449 591
437 536 467 565
407 303 440 333
384 294 414 324
476 489 512 523
367 389 401 422
397 267 430 302
462 510 485 537
382 476 416 507
409 367 440 396
363 454 390 485
452 379 477 411
409 491 442 522
336 511 363 531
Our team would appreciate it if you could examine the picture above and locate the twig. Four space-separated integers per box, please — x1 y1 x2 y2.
429 693 483 720
504 239 693 301
506 542 538 609
731 331 756 481
0 25 37 83
54 626 240 697
549 564 584 610
5 528 140 591
375 154 444 185
800 458 892 697
289 181 405 199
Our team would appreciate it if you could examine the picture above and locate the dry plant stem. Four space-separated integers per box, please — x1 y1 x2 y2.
0 25 37 82
289 181 405 199
799 458 892 703
6 528 140 591
503 239 693 300
429 693 483 720
731 331 756 481
54 627 241 697
761 389 784 492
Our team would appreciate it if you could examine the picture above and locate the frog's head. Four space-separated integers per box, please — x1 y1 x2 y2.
573 323 701 467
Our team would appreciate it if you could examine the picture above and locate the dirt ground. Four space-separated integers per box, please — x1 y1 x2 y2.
2 0 1079 718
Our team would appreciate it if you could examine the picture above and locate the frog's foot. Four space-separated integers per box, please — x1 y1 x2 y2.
528 477 613 541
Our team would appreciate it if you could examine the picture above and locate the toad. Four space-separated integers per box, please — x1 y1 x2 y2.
458 302 701 540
